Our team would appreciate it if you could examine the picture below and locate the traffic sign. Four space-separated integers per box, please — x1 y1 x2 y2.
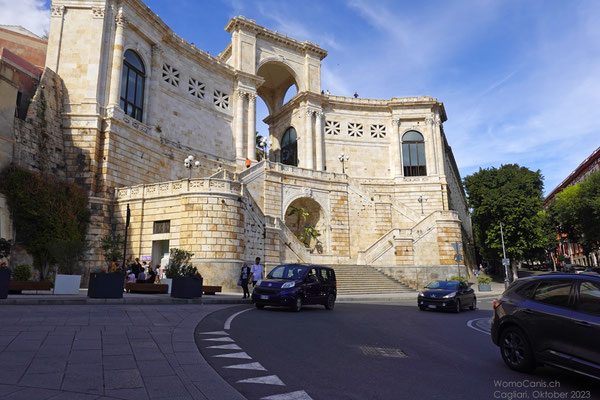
454 254 463 263
452 242 462 252
502 258 510 266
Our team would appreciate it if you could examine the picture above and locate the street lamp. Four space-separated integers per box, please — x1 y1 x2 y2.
259 136 268 161
338 152 349 174
417 195 428 215
184 155 200 179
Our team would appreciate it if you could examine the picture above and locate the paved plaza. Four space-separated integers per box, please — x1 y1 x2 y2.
0 304 245 400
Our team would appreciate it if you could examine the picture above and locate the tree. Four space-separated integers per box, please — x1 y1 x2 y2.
464 164 554 277
0 166 90 280
100 234 123 269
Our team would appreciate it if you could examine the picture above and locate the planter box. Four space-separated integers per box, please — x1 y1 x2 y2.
0 269 10 299
161 278 172 294
171 277 203 299
88 273 124 298
478 284 492 292
54 274 81 295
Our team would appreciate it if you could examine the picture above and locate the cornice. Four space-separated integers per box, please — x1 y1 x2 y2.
225 16 328 60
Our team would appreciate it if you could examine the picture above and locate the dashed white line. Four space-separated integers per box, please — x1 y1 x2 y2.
224 307 254 330
198 330 229 335
202 337 235 342
206 343 242 350
224 362 267 371
467 318 491 335
237 375 286 386
212 352 252 359
261 391 314 400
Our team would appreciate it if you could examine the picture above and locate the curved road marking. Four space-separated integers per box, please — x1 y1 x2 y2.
224 307 253 330
467 317 491 335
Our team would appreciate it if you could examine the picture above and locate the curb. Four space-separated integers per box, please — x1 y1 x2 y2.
0 297 253 306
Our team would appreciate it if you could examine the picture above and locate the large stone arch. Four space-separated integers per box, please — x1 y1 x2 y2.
282 186 331 253
256 59 300 115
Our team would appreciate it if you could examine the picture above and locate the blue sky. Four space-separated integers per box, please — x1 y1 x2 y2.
3 0 600 195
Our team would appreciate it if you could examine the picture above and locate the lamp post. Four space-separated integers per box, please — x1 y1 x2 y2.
338 152 349 174
184 155 200 179
417 195 428 215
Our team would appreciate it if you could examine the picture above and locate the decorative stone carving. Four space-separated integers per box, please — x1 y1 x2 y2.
188 78 205 99
391 119 401 127
162 64 180 87
247 93 257 103
92 7 105 19
348 122 363 137
51 5 65 17
370 124 386 138
325 120 340 135
214 90 230 110
115 13 128 27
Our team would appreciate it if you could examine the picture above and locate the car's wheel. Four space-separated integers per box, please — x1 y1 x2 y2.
292 296 302 312
255 303 264 310
418 306 426 311
453 299 461 313
470 297 477 310
324 294 335 310
500 326 535 373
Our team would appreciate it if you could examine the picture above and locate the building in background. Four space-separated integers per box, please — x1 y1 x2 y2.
545 145 600 266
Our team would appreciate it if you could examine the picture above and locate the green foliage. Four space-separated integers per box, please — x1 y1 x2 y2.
548 169 600 255
288 206 309 230
164 248 201 279
450 275 468 283
50 240 88 275
13 264 32 281
0 238 11 259
0 166 90 280
478 276 492 285
100 234 122 268
464 164 555 266
288 206 321 249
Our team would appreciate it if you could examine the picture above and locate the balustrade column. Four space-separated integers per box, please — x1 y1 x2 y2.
108 10 127 107
315 111 324 171
247 93 256 161
305 109 314 169
235 91 246 162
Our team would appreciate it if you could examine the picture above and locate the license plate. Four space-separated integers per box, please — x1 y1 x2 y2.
427 304 437 309
260 295 269 300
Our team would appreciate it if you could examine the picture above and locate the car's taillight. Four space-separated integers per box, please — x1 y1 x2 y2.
492 299 503 309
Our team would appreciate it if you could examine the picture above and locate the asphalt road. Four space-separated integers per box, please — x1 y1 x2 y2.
196 301 600 400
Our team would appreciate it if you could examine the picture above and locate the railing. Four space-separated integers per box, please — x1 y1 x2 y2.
115 178 242 200
411 210 459 243
276 218 310 263
265 161 347 183
357 228 407 265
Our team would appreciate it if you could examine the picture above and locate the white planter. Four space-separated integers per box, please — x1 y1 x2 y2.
54 274 82 295
161 278 172 294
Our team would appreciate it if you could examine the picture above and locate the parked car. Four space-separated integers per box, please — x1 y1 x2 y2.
417 280 476 312
491 273 600 379
563 264 585 273
252 264 337 312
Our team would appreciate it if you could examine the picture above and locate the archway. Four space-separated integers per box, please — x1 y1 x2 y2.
256 61 299 115
281 127 298 166
284 197 327 254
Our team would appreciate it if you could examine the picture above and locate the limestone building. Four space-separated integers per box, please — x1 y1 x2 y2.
9 0 475 291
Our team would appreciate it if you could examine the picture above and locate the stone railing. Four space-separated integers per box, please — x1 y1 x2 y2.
276 218 310 263
237 160 266 180
115 178 242 200
411 210 460 243
357 228 408 265
265 161 347 183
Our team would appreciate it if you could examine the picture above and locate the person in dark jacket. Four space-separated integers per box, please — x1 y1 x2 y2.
146 266 157 284
240 262 251 298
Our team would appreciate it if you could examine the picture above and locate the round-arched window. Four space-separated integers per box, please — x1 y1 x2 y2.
281 127 298 166
402 130 426 176
120 50 145 122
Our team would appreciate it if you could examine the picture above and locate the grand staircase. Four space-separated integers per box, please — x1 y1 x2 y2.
332 264 414 295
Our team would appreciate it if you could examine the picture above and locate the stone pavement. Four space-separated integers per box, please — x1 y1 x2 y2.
0 303 246 400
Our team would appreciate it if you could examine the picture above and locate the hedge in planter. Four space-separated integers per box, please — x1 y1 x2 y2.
165 248 203 299
88 266 125 299
478 276 492 292
0 265 10 299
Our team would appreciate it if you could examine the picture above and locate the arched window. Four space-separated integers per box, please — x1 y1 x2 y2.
402 130 426 176
120 50 145 122
281 127 298 166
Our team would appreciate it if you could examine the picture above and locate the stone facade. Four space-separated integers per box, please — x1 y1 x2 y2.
2 0 476 290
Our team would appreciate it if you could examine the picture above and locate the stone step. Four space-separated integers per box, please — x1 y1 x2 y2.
327 264 414 295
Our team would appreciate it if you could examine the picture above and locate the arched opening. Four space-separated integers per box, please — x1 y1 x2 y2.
256 61 299 115
402 130 427 176
120 49 145 122
285 197 327 254
281 127 298 166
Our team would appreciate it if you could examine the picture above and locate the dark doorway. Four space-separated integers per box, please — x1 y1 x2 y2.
281 127 298 166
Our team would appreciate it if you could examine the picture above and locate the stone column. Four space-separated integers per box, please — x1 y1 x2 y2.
47 5 66 72
148 45 162 126
392 119 402 177
108 10 127 107
247 93 256 161
315 111 324 171
305 109 314 169
235 90 247 162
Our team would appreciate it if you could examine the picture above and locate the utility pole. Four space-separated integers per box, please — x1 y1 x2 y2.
500 222 510 288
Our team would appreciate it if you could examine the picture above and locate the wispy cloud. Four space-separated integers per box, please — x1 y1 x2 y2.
0 0 49 37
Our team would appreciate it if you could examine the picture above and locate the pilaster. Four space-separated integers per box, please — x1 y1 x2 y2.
247 93 257 161
107 10 127 107
315 111 323 171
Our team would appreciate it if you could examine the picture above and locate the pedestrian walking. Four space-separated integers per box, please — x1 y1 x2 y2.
240 262 251 298
250 257 263 287
474 266 479 279
245 157 251 168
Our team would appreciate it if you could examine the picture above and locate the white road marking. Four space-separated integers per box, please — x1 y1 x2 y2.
198 330 229 335
212 352 252 359
224 362 267 371
225 307 254 330
237 375 285 386
202 337 234 342
207 344 242 350
261 391 314 400
467 318 491 335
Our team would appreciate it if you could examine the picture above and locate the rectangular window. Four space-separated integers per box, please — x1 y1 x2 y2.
153 220 170 234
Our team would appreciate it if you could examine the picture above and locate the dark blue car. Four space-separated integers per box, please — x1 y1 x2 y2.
252 264 337 312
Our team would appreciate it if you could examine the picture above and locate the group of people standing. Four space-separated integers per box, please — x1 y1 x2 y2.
127 258 160 284
239 257 263 298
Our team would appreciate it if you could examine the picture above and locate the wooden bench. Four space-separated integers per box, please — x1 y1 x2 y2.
125 283 168 294
203 285 222 295
9 281 54 294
